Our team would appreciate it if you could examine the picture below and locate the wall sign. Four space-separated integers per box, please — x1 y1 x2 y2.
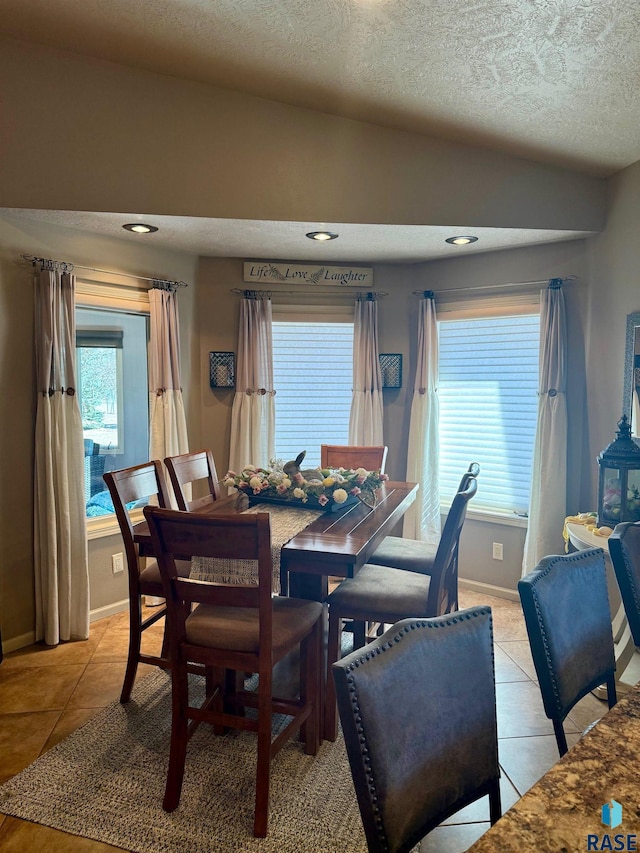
243 261 374 287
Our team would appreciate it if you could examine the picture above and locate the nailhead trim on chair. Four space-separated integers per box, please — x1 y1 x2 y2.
526 549 601 712
342 607 493 851
620 547 640 613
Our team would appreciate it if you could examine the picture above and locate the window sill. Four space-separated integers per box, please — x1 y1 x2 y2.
86 508 144 541
441 504 529 529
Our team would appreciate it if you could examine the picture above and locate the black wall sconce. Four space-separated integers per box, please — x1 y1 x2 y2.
209 352 235 388
379 353 402 388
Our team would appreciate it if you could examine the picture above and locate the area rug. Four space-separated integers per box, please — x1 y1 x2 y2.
0 671 367 853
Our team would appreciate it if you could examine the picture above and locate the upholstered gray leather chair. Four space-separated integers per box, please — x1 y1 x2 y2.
518 548 617 756
332 609 501 853
367 463 479 611
325 477 477 740
609 521 640 646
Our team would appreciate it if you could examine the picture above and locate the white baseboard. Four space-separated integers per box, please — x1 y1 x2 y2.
2 630 36 655
90 599 129 622
459 578 519 603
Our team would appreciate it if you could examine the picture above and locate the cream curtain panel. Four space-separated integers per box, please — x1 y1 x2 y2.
228 293 276 472
34 266 89 645
148 285 189 463
403 293 441 544
349 295 384 445
522 280 568 574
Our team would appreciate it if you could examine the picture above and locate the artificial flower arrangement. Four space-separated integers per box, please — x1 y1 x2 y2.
223 456 388 511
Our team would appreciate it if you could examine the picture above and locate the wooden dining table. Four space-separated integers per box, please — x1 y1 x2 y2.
133 480 418 602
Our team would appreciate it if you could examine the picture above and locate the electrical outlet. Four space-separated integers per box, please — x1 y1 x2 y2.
492 542 504 561
112 552 124 574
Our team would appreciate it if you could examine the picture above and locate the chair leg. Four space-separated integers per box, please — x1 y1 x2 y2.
606 674 618 709
254 673 272 837
553 718 568 757
488 778 502 825
301 620 321 755
324 608 342 742
163 663 190 812
120 597 143 703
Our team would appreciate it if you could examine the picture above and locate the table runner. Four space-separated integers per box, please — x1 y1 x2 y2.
190 503 322 593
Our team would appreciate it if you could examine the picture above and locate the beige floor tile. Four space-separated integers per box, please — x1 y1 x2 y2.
498 732 580 796
458 591 527 641
0 816 121 852
0 665 86 714
418 820 491 852
566 689 610 732
495 680 575 739
90 613 165 663
42 707 103 752
0 711 60 782
493 645 531 683
66 661 155 708
497 639 538 681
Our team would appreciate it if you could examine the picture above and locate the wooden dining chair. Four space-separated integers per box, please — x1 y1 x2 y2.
367 463 480 603
320 444 388 473
324 476 478 740
608 521 640 647
103 461 193 703
518 548 617 756
333 610 501 853
144 506 323 837
164 448 221 511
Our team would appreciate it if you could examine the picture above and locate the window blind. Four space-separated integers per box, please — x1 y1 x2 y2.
438 314 540 515
272 321 354 468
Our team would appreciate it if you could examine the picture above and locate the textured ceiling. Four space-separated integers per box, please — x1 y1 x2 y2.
0 209 594 263
2 0 640 176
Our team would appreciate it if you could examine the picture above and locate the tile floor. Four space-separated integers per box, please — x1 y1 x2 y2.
0 591 611 852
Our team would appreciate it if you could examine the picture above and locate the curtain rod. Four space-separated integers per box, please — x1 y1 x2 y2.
231 288 387 298
413 275 578 297
20 254 188 289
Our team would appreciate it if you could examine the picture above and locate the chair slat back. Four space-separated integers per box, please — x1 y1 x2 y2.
103 461 172 575
320 444 388 473
164 449 220 511
143 507 272 613
427 477 477 614
608 522 640 646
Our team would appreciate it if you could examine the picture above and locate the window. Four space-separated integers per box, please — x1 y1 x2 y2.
76 306 149 518
272 315 353 468
438 313 540 516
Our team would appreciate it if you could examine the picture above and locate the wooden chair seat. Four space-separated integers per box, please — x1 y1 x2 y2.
184 597 322 655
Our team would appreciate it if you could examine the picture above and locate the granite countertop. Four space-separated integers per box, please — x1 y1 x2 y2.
468 684 640 852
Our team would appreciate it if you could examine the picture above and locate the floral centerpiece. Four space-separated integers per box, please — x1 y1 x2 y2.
223 458 388 512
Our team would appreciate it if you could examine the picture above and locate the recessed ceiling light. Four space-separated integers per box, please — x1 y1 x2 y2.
306 231 339 241
123 223 158 234
445 235 478 245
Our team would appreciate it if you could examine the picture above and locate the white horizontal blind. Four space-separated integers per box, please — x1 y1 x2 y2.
272 320 354 468
438 314 540 515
